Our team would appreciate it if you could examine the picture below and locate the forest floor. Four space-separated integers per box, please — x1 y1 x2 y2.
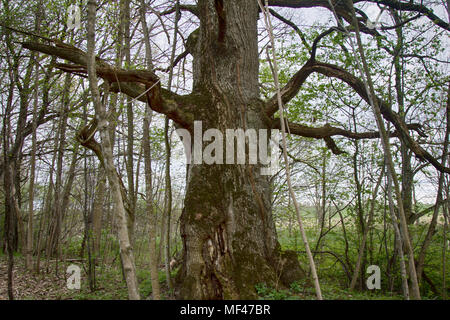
0 255 311 300
0 256 72 299
0 255 169 300
0 254 434 300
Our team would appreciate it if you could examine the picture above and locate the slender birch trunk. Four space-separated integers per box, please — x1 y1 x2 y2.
86 0 140 300
387 166 410 299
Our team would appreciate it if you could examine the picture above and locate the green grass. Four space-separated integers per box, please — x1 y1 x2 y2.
275 216 449 300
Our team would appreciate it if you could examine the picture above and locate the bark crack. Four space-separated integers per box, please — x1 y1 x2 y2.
214 0 227 43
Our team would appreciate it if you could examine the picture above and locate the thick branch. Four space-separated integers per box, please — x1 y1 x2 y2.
267 0 360 28
265 27 340 115
21 41 193 128
310 61 450 173
272 119 424 154
265 55 447 172
265 61 315 115
274 120 423 140
268 0 450 31
268 0 331 9
108 81 193 129
160 4 199 17
354 0 450 31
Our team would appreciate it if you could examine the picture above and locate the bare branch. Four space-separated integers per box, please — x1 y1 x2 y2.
268 9 311 51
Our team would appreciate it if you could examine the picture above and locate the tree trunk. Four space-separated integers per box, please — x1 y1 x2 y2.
92 168 106 255
143 104 161 299
175 0 302 299
46 73 71 258
123 0 136 242
140 0 161 300
392 11 414 225
163 116 173 291
87 0 140 300
36 153 55 274
3 72 16 300
26 59 39 271
162 0 180 294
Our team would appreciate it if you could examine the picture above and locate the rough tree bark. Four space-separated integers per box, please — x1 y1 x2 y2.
174 1 304 299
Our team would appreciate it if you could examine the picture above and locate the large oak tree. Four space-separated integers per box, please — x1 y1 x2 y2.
22 0 450 299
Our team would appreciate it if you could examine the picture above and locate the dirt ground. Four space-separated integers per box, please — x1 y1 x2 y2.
0 256 72 300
